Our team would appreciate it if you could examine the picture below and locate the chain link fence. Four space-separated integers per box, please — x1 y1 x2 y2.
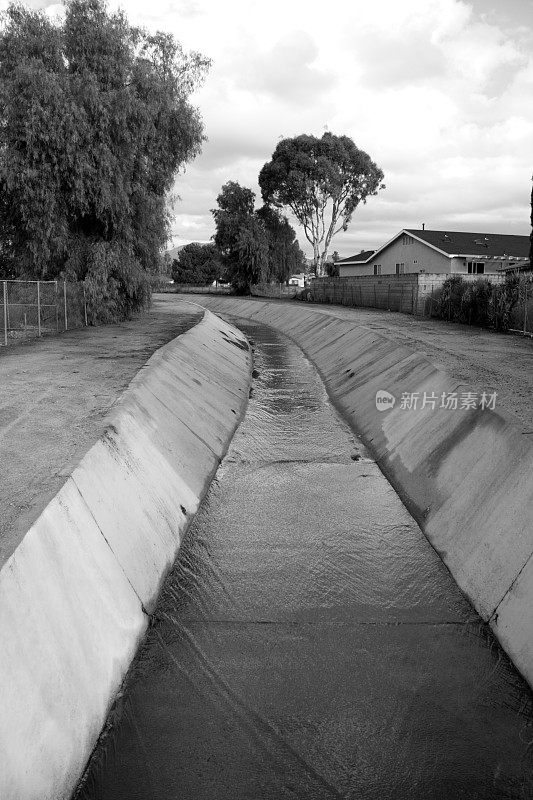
0 280 87 347
509 277 533 336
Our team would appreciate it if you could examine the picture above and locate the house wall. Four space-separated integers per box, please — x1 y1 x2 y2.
339 236 507 277
339 237 450 276
451 256 508 275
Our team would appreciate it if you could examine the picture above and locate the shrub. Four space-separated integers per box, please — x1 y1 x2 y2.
431 273 522 332
490 274 521 332
460 279 493 326
432 275 466 321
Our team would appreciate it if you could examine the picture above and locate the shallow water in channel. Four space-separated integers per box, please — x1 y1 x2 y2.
77 320 533 800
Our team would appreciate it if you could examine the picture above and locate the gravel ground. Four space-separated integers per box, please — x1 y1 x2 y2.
0 296 202 567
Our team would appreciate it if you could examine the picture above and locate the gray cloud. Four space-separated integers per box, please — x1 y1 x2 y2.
350 31 446 88
237 31 337 105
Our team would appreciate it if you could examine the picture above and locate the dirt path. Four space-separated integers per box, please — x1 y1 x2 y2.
0 296 202 568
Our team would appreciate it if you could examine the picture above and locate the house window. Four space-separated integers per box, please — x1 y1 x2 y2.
402 235 414 245
467 261 485 274
396 263 405 275
373 265 382 275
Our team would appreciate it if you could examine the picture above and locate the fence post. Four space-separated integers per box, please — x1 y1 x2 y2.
523 282 528 334
64 280 68 331
3 281 7 346
83 286 88 327
55 281 59 331
37 281 41 337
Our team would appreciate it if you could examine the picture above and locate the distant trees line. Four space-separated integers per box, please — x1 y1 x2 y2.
199 134 385 292
171 183 307 292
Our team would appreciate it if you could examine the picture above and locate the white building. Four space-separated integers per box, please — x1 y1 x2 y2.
288 273 306 288
337 229 530 277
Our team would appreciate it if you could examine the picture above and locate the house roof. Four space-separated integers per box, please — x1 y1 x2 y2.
338 229 530 266
405 229 530 258
337 250 376 264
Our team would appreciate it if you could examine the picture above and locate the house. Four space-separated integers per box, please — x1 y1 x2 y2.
338 230 530 277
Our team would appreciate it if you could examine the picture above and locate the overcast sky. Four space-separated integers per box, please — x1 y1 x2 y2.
12 0 533 258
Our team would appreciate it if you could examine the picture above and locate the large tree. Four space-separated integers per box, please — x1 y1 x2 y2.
259 132 384 276
172 242 222 285
0 0 208 319
212 181 268 293
256 205 306 282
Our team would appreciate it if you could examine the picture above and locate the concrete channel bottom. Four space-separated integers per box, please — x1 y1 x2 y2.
76 320 533 800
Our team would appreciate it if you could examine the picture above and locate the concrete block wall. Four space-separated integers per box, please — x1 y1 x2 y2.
311 274 419 313
195 297 533 691
311 272 505 316
0 310 251 800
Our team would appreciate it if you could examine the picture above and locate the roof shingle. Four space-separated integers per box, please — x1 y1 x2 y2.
337 249 375 264
406 229 529 258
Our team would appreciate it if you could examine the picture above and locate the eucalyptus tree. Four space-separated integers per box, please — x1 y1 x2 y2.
259 132 384 275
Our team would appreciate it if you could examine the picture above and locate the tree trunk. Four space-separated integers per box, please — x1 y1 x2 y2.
316 251 327 277
312 243 320 276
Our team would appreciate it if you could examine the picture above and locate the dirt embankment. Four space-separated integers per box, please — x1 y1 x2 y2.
214 296 533 432
309 303 533 431
0 296 202 567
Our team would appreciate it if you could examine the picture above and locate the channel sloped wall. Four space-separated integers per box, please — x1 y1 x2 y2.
0 310 251 800
194 296 533 690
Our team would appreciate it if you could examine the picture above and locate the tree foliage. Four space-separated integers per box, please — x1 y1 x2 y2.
0 0 208 319
212 182 306 292
236 216 268 291
256 204 306 282
212 181 266 292
259 132 384 275
432 274 522 331
171 242 222 286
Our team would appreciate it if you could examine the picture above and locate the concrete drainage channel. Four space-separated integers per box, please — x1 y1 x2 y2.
190 296 533 692
75 316 533 799
1 296 532 798
0 310 252 800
